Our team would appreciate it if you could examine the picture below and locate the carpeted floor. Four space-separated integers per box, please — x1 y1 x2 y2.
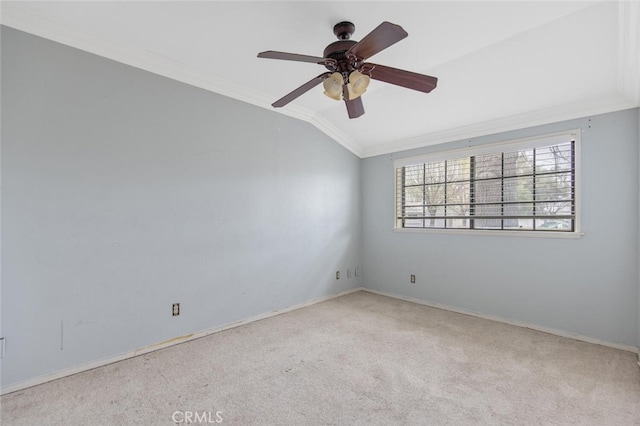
2 291 639 425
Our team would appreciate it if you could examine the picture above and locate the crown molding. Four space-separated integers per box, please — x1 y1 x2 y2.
0 2 362 157
309 113 363 157
361 94 637 158
618 0 640 105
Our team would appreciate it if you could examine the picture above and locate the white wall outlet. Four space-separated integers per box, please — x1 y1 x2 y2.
172 303 180 316
410 274 416 284
347 269 352 278
355 267 360 277
336 271 340 280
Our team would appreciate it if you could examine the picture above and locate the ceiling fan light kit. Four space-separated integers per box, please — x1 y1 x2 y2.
347 70 370 100
258 21 438 119
323 72 343 100
322 70 369 101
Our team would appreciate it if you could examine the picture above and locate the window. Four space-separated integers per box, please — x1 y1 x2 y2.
395 131 580 234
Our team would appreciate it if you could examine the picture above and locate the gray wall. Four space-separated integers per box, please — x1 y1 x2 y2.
0 27 362 388
362 108 640 347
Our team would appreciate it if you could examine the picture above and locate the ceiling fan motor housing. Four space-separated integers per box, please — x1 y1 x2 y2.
323 40 358 71
324 22 361 73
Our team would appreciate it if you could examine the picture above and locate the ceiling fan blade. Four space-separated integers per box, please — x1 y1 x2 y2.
258 51 335 67
272 72 331 108
342 85 365 119
365 63 438 93
346 22 408 60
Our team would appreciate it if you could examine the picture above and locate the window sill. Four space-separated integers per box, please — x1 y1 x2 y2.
393 227 583 239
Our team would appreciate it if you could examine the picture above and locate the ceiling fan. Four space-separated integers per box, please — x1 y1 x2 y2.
257 21 438 119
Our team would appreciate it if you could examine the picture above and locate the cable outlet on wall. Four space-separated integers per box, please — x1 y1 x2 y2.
410 274 416 284
172 303 180 316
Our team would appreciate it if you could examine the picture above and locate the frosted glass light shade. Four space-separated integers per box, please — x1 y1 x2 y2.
347 70 370 100
323 72 343 101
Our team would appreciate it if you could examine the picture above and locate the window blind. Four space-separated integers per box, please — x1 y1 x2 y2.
395 133 577 232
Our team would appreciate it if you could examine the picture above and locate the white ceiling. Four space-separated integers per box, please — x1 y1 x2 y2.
2 1 639 157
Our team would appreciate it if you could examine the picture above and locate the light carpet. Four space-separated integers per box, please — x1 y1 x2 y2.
2 291 639 425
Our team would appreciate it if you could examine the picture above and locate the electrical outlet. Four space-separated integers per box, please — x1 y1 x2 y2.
0 338 5 358
172 303 180 316
347 269 352 278
355 267 360 277
410 274 416 284
336 271 340 280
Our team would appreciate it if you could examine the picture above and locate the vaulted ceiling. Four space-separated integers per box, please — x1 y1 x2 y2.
2 1 639 157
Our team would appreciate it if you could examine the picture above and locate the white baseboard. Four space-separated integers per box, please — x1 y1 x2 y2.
0 287 363 396
362 288 639 354
4 286 636 395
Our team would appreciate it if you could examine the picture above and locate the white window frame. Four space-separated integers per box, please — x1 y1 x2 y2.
393 130 582 238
